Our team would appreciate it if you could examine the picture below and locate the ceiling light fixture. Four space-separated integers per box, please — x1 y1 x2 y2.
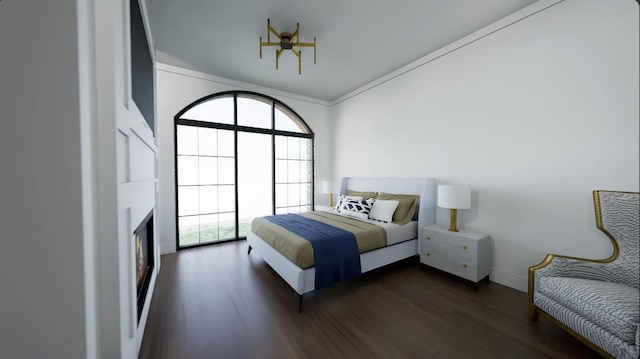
259 19 316 74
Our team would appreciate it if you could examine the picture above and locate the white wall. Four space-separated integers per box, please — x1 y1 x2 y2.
330 0 639 291
156 65 332 254
0 1 91 358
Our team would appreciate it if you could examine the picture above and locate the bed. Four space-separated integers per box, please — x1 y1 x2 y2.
246 177 437 311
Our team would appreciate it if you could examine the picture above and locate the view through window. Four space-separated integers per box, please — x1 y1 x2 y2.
175 92 314 248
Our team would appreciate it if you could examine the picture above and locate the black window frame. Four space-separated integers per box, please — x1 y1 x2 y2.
174 91 315 250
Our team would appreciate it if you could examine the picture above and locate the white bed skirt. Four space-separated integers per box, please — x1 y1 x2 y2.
247 230 418 295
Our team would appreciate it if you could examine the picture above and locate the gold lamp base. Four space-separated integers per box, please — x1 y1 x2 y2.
328 193 333 207
448 208 459 232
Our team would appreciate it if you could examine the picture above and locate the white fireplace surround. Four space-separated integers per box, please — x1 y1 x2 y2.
106 0 160 356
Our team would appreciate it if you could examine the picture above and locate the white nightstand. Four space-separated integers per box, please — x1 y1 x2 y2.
419 224 491 290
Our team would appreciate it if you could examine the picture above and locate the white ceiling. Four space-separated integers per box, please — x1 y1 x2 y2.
146 0 538 102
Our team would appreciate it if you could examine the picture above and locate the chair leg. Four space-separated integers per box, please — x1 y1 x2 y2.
247 245 252 255
528 304 539 322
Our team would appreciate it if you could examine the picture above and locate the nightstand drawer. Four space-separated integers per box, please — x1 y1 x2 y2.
422 235 477 256
421 240 478 281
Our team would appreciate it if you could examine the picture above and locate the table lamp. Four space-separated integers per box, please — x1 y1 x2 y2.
322 181 333 207
438 185 471 232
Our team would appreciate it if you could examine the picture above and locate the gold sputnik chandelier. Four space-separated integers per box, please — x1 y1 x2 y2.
259 19 316 74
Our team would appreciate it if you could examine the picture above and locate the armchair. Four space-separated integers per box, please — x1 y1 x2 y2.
528 190 639 359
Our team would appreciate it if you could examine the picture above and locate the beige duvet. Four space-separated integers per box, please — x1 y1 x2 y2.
251 211 387 269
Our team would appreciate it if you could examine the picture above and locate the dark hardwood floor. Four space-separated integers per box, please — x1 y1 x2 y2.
139 240 601 359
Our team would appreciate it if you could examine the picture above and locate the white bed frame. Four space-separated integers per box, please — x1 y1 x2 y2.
246 177 437 308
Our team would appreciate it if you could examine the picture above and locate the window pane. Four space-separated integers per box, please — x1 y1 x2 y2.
288 137 300 159
288 206 300 213
300 160 310 183
218 130 235 157
199 186 218 214
198 157 217 185
237 96 271 129
288 184 300 206
178 216 199 246
275 183 287 207
218 185 235 212
274 104 305 133
275 160 287 183
275 207 287 215
178 186 199 216
300 183 309 206
198 127 218 156
275 135 287 159
218 158 235 185
238 132 273 238
177 155 198 185
288 160 300 182
180 96 234 124
199 214 219 243
177 125 198 155
300 139 311 160
218 212 236 240
238 219 252 238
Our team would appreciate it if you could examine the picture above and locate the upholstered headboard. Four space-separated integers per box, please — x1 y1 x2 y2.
337 177 437 228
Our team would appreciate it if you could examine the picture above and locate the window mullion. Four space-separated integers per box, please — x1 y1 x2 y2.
233 94 239 239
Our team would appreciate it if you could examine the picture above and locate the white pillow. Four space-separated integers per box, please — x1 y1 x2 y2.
334 195 363 211
368 200 399 223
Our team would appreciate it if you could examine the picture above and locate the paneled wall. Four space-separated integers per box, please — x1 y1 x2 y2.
108 0 159 356
115 110 157 354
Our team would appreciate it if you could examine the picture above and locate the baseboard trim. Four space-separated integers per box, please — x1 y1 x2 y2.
490 267 527 292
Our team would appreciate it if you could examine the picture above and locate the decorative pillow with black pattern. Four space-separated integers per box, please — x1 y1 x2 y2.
334 194 363 211
340 197 376 220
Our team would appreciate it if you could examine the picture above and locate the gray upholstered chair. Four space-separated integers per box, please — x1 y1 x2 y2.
528 190 639 359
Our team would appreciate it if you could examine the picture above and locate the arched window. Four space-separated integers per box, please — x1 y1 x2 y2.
175 91 314 249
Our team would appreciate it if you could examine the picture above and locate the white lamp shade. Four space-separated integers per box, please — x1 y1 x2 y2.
322 181 333 194
438 185 471 209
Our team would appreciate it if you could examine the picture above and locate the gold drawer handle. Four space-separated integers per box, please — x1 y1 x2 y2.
426 236 431 240
463 246 468 250
462 264 467 268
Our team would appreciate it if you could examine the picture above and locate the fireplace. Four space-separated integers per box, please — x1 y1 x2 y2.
134 210 154 322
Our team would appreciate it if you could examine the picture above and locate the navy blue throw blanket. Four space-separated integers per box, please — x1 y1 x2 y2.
264 214 361 289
